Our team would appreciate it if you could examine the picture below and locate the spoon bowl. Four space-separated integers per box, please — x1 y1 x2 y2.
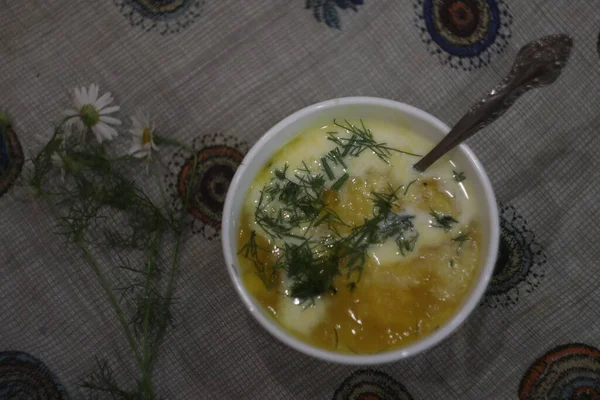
413 34 574 172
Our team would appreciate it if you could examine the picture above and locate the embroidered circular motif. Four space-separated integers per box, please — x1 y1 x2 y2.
519 344 600 400
414 0 512 70
333 369 414 400
484 204 547 307
0 124 25 199
115 0 205 34
0 351 69 399
166 133 247 240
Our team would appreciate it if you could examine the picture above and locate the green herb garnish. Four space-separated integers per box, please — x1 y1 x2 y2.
453 170 466 182
274 163 289 180
371 184 401 216
283 239 340 300
326 147 347 169
403 179 417 195
331 173 349 191
430 210 458 232
328 119 421 163
334 327 339 348
397 232 419 256
452 234 470 254
379 213 418 256
243 120 424 302
321 157 335 180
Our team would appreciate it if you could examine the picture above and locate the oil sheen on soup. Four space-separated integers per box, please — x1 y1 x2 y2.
237 119 482 354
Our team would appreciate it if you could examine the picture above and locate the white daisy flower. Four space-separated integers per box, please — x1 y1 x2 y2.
128 110 159 159
63 84 121 144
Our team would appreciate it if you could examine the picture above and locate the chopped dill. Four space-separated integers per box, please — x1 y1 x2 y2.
371 184 401 216
321 157 335 180
274 163 289 180
453 170 466 182
242 120 426 302
430 210 458 232
334 327 339 348
283 239 340 300
239 230 277 288
279 180 301 204
326 147 347 169
452 234 470 243
452 234 470 254
240 230 261 259
396 231 419 256
404 179 417 195
328 119 421 163
379 213 418 256
331 173 349 191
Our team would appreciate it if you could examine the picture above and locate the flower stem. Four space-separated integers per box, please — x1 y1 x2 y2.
149 147 198 369
40 198 144 372
78 241 144 370
140 230 161 399
154 135 195 154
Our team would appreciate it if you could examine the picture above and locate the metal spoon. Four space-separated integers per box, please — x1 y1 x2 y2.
413 34 574 172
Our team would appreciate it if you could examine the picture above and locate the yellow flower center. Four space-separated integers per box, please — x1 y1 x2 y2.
142 128 152 145
80 104 99 127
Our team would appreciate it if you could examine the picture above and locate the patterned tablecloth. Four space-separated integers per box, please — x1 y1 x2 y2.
1 1 599 399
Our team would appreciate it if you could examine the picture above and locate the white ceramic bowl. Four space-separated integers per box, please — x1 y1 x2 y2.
222 97 499 365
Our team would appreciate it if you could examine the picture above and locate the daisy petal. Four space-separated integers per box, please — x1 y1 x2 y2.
89 84 99 103
63 109 78 117
141 113 151 128
73 88 84 109
129 143 143 156
152 143 160 152
98 122 119 139
63 117 77 127
95 92 114 110
99 123 116 141
132 119 143 131
99 115 122 126
99 105 120 115
91 126 104 144
81 86 89 104
129 128 143 137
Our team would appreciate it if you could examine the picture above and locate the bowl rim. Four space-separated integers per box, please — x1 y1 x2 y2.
222 96 499 365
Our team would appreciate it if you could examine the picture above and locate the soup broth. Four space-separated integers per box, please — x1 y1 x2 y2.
237 119 481 354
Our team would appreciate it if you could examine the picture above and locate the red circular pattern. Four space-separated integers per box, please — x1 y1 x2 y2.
519 344 600 400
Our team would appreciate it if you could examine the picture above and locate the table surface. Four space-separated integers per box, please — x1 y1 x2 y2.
1 1 599 399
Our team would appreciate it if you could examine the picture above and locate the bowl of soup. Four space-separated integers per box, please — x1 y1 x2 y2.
222 97 499 364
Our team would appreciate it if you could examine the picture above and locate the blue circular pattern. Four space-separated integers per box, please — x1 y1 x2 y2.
0 351 69 399
484 205 547 307
115 0 205 34
422 0 500 57
415 0 512 70
128 0 195 21
333 369 414 400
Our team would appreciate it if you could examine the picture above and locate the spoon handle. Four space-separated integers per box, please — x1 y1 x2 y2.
413 34 573 172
